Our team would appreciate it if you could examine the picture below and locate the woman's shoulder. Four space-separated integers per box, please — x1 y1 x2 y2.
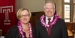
5 25 19 38
8 25 18 33
31 26 36 38
32 26 36 30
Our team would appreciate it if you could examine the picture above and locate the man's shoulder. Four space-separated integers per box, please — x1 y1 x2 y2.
36 18 64 22
57 18 65 24
58 18 64 21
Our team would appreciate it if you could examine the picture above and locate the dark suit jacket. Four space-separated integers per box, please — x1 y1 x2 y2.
5 25 36 38
36 18 68 38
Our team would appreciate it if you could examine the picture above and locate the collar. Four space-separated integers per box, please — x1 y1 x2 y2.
46 16 54 22
45 16 54 24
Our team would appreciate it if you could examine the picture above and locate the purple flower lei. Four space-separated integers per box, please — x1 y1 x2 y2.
40 14 59 28
18 21 33 38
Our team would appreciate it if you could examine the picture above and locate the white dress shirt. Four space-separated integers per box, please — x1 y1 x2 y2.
45 16 54 25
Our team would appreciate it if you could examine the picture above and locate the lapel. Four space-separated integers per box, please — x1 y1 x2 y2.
49 16 58 38
43 15 56 37
43 16 51 38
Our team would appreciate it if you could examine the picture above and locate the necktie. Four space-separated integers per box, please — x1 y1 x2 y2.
47 18 51 36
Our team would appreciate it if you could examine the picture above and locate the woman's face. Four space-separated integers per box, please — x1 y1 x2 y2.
19 10 31 24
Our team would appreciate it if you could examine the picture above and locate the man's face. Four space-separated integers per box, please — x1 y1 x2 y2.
44 3 55 17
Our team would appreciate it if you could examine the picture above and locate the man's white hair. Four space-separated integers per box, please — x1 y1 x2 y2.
44 1 55 9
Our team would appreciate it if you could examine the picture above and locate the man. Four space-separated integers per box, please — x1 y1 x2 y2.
36 1 68 38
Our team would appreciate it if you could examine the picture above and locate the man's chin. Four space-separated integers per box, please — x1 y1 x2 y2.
47 15 53 17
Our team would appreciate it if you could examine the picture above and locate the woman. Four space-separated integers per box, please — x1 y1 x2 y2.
5 8 36 38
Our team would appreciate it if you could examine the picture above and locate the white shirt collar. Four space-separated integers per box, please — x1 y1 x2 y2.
45 16 54 24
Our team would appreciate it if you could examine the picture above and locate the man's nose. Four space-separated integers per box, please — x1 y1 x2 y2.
48 9 51 11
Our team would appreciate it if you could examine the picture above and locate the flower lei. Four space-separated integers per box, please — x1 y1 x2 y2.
40 14 59 28
18 21 33 38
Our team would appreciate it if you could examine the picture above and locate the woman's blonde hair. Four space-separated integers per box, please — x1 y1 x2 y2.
16 8 31 19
